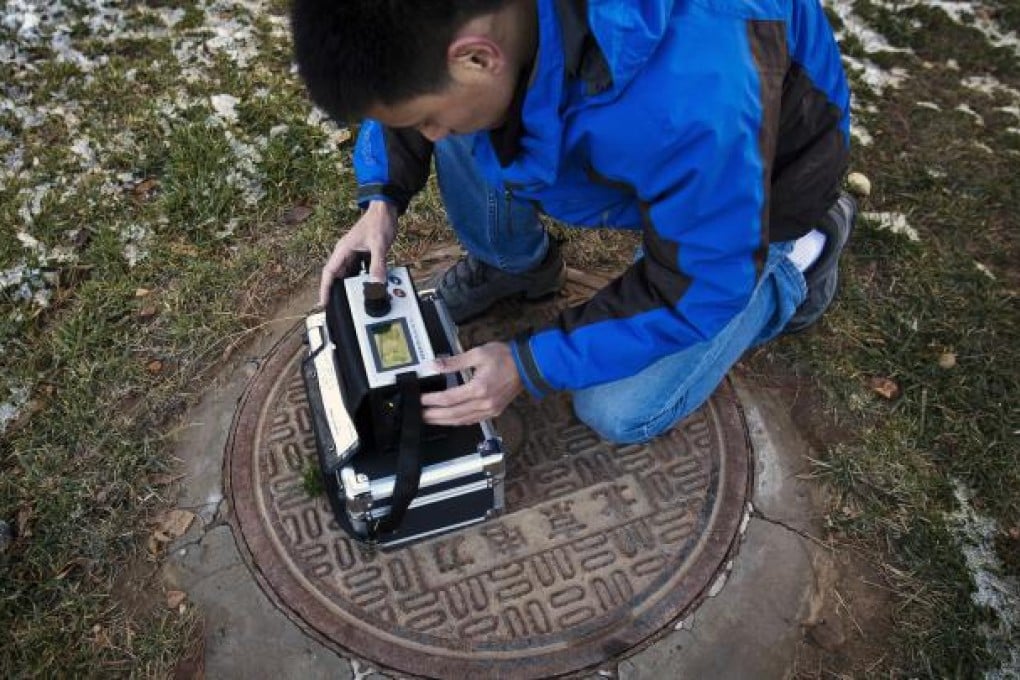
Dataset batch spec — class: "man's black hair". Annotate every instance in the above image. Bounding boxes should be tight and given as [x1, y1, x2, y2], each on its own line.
[292, 0, 511, 123]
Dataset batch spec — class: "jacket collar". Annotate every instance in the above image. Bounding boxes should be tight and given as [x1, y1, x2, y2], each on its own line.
[484, 0, 672, 186]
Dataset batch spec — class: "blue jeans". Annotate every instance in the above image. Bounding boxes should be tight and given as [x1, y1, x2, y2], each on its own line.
[435, 135, 808, 444]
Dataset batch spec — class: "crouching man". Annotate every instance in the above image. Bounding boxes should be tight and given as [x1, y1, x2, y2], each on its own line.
[291, 0, 856, 443]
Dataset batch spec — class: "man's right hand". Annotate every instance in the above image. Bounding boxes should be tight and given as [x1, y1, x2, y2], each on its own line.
[319, 200, 398, 305]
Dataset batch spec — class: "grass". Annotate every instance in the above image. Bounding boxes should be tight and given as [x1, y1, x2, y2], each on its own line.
[1, 0, 1018, 677]
[1, 2, 353, 675]
[761, 2, 1020, 671]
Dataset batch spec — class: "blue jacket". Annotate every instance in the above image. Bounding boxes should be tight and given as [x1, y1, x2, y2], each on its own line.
[354, 0, 850, 397]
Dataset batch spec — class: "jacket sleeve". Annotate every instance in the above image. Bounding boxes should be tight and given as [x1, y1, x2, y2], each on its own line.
[510, 59, 783, 397]
[353, 120, 433, 213]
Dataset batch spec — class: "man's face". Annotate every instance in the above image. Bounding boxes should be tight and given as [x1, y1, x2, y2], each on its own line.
[367, 59, 518, 142]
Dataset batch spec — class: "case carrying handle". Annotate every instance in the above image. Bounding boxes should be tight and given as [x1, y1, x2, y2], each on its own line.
[374, 371, 422, 535]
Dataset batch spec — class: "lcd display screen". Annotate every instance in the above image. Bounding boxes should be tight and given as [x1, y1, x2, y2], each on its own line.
[369, 319, 415, 370]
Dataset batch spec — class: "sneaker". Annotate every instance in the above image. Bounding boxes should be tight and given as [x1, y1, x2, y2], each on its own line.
[437, 239, 567, 323]
[784, 192, 858, 334]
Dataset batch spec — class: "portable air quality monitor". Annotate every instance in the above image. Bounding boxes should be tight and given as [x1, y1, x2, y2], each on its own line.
[300, 257, 506, 547]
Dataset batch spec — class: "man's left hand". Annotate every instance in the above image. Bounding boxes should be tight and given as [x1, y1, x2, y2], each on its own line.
[421, 342, 523, 426]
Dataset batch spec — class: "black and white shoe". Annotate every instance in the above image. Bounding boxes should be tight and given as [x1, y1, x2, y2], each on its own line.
[784, 192, 858, 334]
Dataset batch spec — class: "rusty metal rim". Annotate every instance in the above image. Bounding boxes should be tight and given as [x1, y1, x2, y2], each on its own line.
[225, 320, 752, 679]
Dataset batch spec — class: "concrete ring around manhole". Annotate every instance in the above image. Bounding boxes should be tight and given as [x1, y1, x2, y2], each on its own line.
[225, 269, 752, 679]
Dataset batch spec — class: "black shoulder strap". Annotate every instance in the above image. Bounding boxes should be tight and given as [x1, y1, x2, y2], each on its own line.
[374, 372, 422, 535]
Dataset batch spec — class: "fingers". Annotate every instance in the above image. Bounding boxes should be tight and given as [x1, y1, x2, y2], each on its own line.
[421, 383, 491, 426]
[431, 351, 473, 375]
[369, 245, 388, 282]
[318, 245, 350, 305]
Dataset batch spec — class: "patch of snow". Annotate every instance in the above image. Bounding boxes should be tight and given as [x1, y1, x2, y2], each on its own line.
[851, 122, 873, 146]
[70, 136, 98, 168]
[843, 54, 909, 95]
[119, 224, 152, 268]
[16, 183, 51, 225]
[955, 103, 985, 126]
[863, 211, 920, 241]
[215, 217, 240, 240]
[973, 141, 994, 154]
[962, 75, 1020, 103]
[949, 479, 1020, 678]
[223, 131, 264, 206]
[0, 386, 30, 434]
[925, 1, 1020, 56]
[999, 106, 1020, 121]
[974, 262, 996, 279]
[916, 101, 941, 110]
[827, 0, 912, 97]
[828, 0, 914, 54]
[210, 94, 240, 123]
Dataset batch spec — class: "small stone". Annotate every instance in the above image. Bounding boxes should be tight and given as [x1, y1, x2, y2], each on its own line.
[938, 352, 957, 369]
[134, 288, 151, 298]
[146, 359, 163, 374]
[847, 172, 872, 197]
[137, 304, 158, 320]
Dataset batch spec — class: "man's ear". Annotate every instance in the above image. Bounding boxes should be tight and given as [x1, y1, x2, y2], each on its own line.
[448, 36, 504, 80]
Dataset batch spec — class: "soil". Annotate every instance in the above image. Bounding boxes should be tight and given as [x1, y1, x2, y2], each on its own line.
[740, 353, 902, 677]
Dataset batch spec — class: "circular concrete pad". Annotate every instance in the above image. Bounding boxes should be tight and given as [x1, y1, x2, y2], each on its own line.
[226, 271, 751, 679]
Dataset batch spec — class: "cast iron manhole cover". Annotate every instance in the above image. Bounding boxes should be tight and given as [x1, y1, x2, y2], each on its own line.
[226, 269, 751, 679]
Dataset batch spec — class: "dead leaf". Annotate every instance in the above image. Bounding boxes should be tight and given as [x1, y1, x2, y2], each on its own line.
[150, 510, 196, 552]
[135, 288, 152, 298]
[132, 178, 159, 199]
[1009, 526, 1019, 540]
[868, 377, 900, 400]
[55, 559, 82, 580]
[166, 590, 187, 609]
[146, 359, 164, 374]
[938, 352, 957, 369]
[137, 304, 159, 320]
[170, 242, 200, 257]
[90, 624, 112, 650]
[283, 204, 313, 225]
[16, 506, 32, 539]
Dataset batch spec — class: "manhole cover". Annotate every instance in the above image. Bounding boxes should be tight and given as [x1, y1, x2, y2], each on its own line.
[226, 269, 751, 679]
